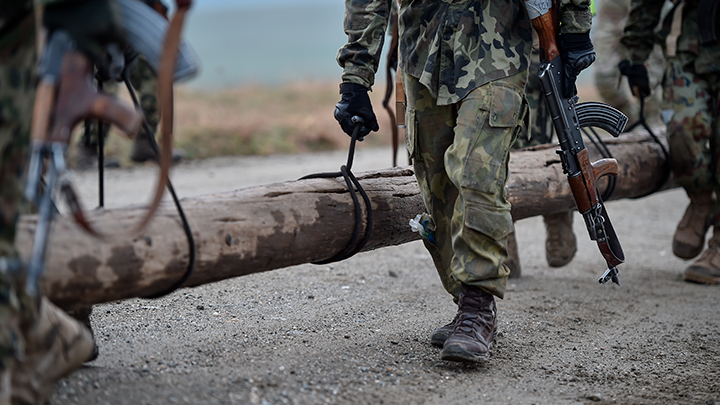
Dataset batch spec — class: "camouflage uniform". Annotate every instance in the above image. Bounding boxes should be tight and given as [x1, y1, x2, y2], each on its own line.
[593, 0, 665, 122]
[622, 0, 720, 283]
[622, 0, 720, 211]
[0, 7, 37, 373]
[1, 0, 105, 391]
[337, 0, 592, 300]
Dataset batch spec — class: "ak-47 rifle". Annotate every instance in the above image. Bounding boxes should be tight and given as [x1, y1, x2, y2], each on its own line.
[523, 0, 628, 285]
[25, 31, 143, 298]
[24, 0, 197, 299]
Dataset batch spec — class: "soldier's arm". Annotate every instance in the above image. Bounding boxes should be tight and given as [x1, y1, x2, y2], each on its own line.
[620, 0, 663, 63]
[336, 0, 392, 90]
[558, 0, 594, 34]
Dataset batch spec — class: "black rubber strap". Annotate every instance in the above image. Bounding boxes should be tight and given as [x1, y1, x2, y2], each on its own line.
[123, 73, 197, 299]
[299, 123, 373, 264]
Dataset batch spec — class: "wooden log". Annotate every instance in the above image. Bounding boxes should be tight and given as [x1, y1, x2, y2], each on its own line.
[508, 131, 673, 219]
[15, 133, 672, 309]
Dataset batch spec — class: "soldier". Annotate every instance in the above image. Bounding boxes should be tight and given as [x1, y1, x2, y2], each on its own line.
[593, 0, 665, 123]
[335, 0, 595, 362]
[621, 0, 720, 284]
[75, 0, 181, 170]
[0, 0, 127, 402]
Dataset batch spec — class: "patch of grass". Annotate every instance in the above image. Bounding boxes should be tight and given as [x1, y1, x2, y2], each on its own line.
[172, 81, 398, 160]
[66, 81, 602, 168]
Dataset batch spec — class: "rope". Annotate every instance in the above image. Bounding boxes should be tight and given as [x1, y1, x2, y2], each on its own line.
[123, 73, 197, 299]
[299, 121, 373, 264]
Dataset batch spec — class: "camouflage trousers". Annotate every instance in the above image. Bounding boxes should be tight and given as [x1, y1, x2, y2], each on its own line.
[81, 55, 159, 146]
[0, 14, 37, 371]
[663, 58, 720, 211]
[403, 71, 528, 300]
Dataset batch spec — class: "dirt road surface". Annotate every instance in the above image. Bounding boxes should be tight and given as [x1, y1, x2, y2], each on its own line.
[51, 147, 719, 405]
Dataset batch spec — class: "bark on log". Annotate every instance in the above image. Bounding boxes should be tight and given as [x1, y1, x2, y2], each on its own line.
[15, 132, 672, 309]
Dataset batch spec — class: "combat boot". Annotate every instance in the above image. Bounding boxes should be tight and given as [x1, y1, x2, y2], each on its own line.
[430, 310, 460, 347]
[73, 143, 98, 171]
[67, 305, 98, 362]
[130, 133, 185, 164]
[544, 211, 577, 267]
[506, 230, 522, 278]
[683, 227, 720, 284]
[11, 298, 95, 405]
[130, 133, 156, 163]
[440, 284, 497, 363]
[673, 192, 714, 259]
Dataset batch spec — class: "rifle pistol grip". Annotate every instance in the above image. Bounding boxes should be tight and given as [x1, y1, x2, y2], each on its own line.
[592, 158, 619, 179]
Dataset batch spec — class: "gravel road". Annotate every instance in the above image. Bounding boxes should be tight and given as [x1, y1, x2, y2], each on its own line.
[50, 147, 719, 405]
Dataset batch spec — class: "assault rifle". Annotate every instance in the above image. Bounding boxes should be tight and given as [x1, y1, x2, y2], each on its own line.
[523, 0, 628, 285]
[25, 31, 143, 298]
[24, 0, 198, 298]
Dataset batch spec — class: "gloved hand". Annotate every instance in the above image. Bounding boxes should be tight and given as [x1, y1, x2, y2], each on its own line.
[43, 0, 127, 63]
[334, 82, 379, 140]
[559, 33, 596, 98]
[618, 60, 651, 99]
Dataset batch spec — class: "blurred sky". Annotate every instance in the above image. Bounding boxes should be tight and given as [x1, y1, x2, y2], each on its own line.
[194, 0, 336, 11]
[182, 0, 350, 88]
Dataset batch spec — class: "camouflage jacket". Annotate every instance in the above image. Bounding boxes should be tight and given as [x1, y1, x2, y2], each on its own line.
[621, 0, 720, 74]
[337, 0, 593, 106]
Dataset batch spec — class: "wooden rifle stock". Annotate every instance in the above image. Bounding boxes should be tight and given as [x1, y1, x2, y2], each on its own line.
[526, 2, 559, 61]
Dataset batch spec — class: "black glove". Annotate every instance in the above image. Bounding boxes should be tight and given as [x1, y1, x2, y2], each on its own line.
[559, 33, 596, 98]
[618, 60, 651, 99]
[334, 83, 379, 140]
[43, 0, 127, 62]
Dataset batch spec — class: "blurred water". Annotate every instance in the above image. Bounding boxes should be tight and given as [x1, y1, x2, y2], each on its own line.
[183, 2, 350, 88]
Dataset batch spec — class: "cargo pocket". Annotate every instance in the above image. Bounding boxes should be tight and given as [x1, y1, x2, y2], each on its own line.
[461, 84, 523, 194]
[464, 200, 513, 242]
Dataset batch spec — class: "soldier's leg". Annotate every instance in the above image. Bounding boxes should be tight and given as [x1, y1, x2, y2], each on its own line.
[403, 74, 461, 347]
[75, 80, 117, 170]
[543, 211, 577, 267]
[0, 13, 95, 403]
[441, 73, 528, 362]
[444, 73, 527, 298]
[0, 15, 39, 402]
[682, 71, 720, 284]
[129, 56, 184, 163]
[403, 74, 461, 300]
[664, 60, 716, 261]
[129, 56, 161, 163]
